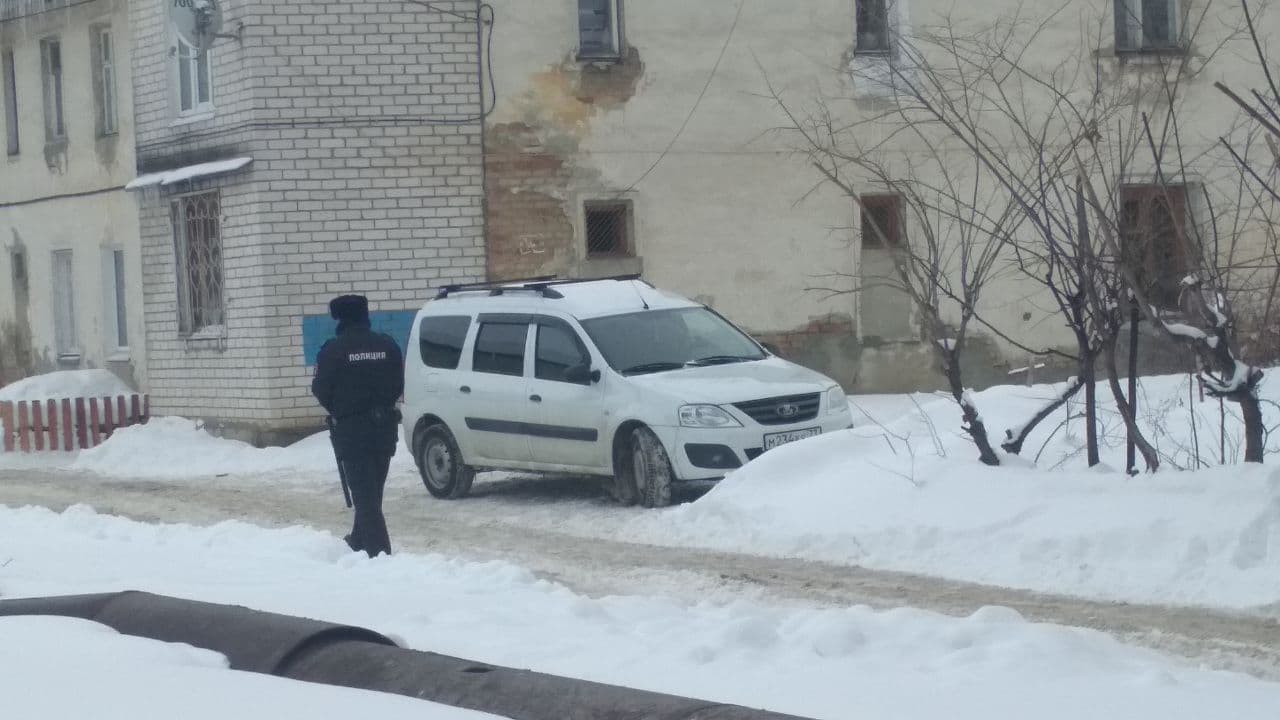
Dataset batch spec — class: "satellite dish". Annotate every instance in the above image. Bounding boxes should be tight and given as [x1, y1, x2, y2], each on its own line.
[170, 0, 224, 53]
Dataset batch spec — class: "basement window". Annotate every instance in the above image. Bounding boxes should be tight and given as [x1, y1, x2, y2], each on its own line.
[584, 201, 633, 257]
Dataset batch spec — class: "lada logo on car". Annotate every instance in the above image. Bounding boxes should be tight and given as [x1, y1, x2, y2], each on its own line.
[776, 403, 799, 418]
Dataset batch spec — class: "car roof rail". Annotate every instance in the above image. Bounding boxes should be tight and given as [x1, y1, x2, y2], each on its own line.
[434, 273, 650, 300]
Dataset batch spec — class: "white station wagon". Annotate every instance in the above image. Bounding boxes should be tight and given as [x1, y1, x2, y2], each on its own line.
[402, 276, 853, 507]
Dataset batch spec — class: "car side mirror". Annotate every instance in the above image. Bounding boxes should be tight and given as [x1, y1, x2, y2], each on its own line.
[565, 363, 600, 385]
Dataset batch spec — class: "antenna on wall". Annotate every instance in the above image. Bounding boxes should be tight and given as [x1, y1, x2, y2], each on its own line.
[170, 0, 242, 57]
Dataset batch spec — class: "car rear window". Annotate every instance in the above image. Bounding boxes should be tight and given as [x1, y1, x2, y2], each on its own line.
[419, 315, 471, 369]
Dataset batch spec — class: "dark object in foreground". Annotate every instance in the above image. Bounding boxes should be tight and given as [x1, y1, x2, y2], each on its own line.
[0, 591, 812, 720]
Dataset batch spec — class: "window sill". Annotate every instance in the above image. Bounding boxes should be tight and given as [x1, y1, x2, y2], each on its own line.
[576, 51, 623, 63]
[171, 110, 216, 128]
[1114, 47, 1187, 58]
[106, 350, 131, 363]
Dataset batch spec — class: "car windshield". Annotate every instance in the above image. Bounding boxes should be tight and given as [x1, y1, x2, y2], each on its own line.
[581, 307, 766, 375]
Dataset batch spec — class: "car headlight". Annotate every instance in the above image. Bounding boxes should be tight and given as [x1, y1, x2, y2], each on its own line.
[827, 386, 847, 414]
[679, 405, 742, 428]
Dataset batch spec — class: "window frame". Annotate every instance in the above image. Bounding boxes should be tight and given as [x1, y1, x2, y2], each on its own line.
[171, 190, 226, 337]
[584, 199, 634, 258]
[859, 193, 904, 249]
[2, 48, 17, 156]
[1114, 0, 1183, 54]
[101, 247, 129, 356]
[51, 248, 77, 358]
[175, 38, 213, 116]
[855, 0, 893, 56]
[40, 36, 66, 143]
[92, 25, 118, 137]
[577, 0, 624, 61]
[471, 320, 530, 377]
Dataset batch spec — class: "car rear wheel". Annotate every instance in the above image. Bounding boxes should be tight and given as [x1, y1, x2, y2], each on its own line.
[416, 424, 475, 499]
[629, 426, 674, 508]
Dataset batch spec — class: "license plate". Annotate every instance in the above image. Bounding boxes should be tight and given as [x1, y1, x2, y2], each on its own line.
[763, 427, 821, 450]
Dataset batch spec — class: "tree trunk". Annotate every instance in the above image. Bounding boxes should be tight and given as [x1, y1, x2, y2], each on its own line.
[1083, 352, 1100, 466]
[1103, 337, 1160, 471]
[1236, 391, 1265, 463]
[1002, 377, 1084, 455]
[945, 351, 1001, 466]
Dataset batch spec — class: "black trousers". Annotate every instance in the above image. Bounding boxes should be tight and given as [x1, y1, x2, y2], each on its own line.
[341, 452, 393, 558]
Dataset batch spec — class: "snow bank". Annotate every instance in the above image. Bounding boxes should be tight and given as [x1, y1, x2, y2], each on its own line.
[0, 369, 133, 402]
[608, 373, 1280, 610]
[3, 504, 1280, 720]
[66, 417, 416, 480]
[1, 615, 497, 719]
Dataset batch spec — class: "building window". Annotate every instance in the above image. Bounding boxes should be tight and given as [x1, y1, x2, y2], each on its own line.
[177, 39, 213, 114]
[92, 26, 118, 136]
[40, 38, 65, 141]
[579, 0, 622, 59]
[3, 49, 17, 155]
[860, 194, 903, 248]
[103, 248, 128, 351]
[1115, 0, 1180, 52]
[1119, 185, 1190, 309]
[584, 200, 633, 257]
[856, 0, 892, 55]
[172, 192, 225, 335]
[51, 249, 77, 357]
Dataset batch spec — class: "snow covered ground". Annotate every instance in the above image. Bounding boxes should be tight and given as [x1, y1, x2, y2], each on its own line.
[3, 372, 1278, 611]
[2, 615, 498, 719]
[0, 369, 133, 402]
[3, 503, 1280, 720]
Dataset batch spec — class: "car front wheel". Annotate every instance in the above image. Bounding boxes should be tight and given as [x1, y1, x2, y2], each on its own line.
[416, 424, 475, 499]
[629, 426, 674, 508]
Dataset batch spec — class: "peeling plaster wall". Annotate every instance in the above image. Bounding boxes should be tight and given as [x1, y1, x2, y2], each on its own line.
[487, 0, 1280, 393]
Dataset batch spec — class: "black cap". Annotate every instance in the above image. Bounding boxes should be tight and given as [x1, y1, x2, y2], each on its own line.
[329, 294, 369, 323]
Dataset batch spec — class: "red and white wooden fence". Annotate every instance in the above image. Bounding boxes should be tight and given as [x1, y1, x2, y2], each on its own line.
[0, 394, 150, 453]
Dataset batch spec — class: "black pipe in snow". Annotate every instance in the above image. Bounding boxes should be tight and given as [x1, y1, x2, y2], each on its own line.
[0, 591, 814, 720]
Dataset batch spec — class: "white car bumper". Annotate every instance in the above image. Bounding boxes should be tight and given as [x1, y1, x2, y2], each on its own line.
[657, 408, 854, 481]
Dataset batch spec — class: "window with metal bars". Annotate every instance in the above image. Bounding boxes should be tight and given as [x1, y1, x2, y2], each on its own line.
[1119, 185, 1191, 309]
[584, 201, 633, 257]
[172, 192, 225, 335]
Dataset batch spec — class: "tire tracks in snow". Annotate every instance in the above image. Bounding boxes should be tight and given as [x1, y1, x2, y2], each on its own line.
[2, 467, 1279, 680]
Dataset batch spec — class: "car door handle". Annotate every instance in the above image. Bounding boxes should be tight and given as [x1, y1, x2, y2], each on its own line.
[459, 385, 471, 394]
[529, 394, 542, 403]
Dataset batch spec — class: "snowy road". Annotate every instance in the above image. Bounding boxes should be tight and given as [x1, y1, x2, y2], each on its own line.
[2, 466, 1278, 681]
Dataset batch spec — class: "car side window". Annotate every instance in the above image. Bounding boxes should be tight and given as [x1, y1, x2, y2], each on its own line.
[536, 323, 589, 383]
[472, 322, 528, 376]
[419, 315, 471, 369]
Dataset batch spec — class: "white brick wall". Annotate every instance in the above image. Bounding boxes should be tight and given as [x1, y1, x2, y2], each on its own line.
[131, 0, 485, 436]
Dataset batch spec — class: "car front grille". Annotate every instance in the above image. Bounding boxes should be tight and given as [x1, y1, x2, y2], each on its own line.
[732, 393, 820, 426]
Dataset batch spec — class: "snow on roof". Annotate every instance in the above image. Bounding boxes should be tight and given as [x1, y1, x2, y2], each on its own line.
[125, 157, 253, 191]
[430, 279, 700, 320]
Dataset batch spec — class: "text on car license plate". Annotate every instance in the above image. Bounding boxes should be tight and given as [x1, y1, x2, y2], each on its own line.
[763, 427, 821, 450]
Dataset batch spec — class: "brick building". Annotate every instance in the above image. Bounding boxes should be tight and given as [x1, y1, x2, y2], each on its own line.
[126, 0, 485, 442]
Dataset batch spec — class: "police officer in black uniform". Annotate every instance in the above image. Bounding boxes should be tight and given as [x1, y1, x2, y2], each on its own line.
[311, 295, 404, 557]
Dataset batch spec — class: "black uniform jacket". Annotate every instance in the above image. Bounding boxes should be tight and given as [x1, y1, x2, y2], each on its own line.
[312, 321, 405, 457]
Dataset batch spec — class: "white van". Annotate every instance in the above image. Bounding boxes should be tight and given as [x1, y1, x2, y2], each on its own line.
[402, 276, 852, 507]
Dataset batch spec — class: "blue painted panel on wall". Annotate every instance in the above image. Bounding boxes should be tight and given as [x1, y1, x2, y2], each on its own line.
[301, 310, 417, 367]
